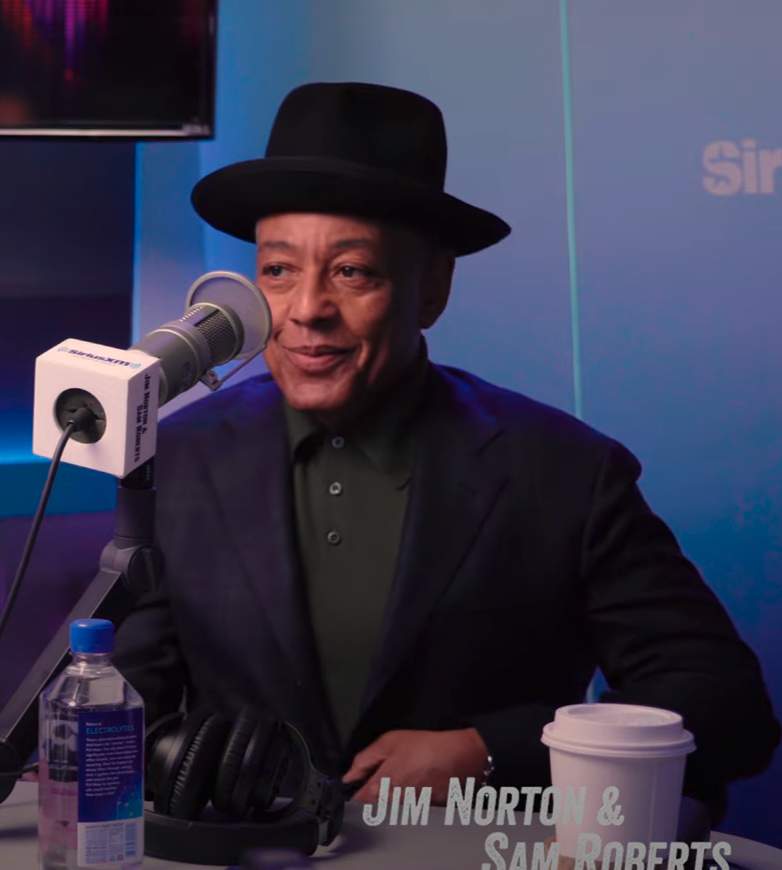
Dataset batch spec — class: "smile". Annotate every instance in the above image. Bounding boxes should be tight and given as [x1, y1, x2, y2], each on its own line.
[283, 345, 354, 374]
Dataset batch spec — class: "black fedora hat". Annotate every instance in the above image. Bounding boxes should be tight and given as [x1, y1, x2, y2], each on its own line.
[191, 82, 511, 257]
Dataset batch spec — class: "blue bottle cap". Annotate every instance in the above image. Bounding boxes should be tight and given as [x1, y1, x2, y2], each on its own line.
[70, 618, 114, 654]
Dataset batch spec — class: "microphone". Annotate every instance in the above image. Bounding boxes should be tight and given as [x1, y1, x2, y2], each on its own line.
[131, 269, 272, 405]
[32, 271, 272, 478]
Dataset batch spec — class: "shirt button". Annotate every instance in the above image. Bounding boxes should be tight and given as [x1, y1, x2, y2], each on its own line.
[329, 481, 343, 496]
[331, 436, 345, 449]
[326, 529, 341, 545]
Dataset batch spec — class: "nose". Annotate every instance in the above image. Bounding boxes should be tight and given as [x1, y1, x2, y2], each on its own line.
[287, 271, 337, 326]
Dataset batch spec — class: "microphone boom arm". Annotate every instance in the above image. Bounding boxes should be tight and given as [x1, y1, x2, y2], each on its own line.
[0, 459, 161, 803]
[200, 345, 265, 392]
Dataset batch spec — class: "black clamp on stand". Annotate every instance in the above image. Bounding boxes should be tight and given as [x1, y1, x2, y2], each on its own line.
[0, 458, 161, 804]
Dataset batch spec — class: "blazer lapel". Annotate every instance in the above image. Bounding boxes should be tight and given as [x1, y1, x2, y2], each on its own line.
[362, 367, 509, 712]
[200, 378, 335, 745]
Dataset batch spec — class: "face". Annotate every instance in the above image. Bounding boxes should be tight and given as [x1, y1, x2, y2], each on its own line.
[256, 213, 453, 426]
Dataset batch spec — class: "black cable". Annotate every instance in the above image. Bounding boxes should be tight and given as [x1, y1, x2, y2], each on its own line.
[0, 407, 96, 646]
[0, 763, 38, 780]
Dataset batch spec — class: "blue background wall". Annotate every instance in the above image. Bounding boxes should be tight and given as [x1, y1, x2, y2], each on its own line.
[565, 1, 782, 841]
[1, 0, 779, 847]
[0, 141, 134, 514]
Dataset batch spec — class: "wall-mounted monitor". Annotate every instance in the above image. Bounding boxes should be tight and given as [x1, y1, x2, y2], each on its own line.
[0, 0, 217, 139]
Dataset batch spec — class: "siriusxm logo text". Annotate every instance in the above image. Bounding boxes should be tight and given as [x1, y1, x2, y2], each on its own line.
[703, 139, 782, 195]
[57, 346, 142, 369]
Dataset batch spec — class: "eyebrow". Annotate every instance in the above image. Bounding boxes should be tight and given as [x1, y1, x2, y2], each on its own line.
[256, 238, 377, 253]
[257, 240, 294, 252]
[331, 238, 375, 252]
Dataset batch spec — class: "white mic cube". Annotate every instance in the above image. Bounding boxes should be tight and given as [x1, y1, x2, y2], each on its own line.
[33, 339, 161, 479]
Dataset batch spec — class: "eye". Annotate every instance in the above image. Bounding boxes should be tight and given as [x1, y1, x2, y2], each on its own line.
[338, 265, 370, 279]
[261, 264, 287, 278]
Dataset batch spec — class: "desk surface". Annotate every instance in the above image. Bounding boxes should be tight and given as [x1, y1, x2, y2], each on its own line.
[3, 782, 781, 870]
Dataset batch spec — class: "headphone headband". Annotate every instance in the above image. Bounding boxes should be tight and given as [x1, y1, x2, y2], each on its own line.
[143, 707, 343, 865]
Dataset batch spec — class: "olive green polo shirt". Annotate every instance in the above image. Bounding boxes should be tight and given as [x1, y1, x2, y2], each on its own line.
[284, 365, 426, 744]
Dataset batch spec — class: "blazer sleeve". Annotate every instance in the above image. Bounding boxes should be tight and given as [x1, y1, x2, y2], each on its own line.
[471, 439, 780, 821]
[113, 577, 190, 726]
[584, 440, 779, 813]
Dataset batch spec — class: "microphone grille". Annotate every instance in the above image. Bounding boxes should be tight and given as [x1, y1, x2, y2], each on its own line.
[184, 304, 240, 366]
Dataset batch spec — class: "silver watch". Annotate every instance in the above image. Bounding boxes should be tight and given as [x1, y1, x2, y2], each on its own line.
[482, 754, 495, 785]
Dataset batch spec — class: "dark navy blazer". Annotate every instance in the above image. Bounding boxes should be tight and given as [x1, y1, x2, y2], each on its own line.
[114, 364, 780, 819]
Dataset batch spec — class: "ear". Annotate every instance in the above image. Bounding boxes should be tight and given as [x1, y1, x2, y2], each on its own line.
[419, 251, 455, 329]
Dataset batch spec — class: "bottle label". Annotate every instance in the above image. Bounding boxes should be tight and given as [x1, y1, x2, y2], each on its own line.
[76, 707, 144, 866]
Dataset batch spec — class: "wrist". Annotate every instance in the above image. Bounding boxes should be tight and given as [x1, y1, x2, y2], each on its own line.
[462, 726, 493, 784]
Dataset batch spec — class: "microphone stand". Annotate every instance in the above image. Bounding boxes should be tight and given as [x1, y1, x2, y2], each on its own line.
[0, 458, 161, 804]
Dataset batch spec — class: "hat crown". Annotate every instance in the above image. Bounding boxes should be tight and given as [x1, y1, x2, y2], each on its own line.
[191, 81, 510, 256]
[265, 82, 448, 189]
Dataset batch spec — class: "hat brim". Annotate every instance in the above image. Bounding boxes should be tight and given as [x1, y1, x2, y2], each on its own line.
[190, 157, 511, 257]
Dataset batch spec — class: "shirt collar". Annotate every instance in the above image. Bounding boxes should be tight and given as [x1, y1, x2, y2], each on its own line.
[283, 343, 429, 488]
[284, 398, 322, 461]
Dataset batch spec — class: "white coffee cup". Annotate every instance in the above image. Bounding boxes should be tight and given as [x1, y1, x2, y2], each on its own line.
[541, 703, 695, 861]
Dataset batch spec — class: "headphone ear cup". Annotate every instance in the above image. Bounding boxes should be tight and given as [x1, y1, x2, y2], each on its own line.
[144, 711, 186, 802]
[212, 707, 257, 814]
[233, 719, 292, 819]
[213, 705, 292, 819]
[156, 710, 232, 819]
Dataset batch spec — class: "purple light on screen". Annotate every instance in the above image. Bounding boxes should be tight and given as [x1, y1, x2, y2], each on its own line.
[21, 0, 108, 80]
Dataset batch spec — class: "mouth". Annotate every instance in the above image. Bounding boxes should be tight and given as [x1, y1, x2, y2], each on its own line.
[282, 345, 355, 374]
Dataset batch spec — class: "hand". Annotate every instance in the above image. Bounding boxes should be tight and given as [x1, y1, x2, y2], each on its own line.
[545, 837, 575, 870]
[342, 727, 489, 805]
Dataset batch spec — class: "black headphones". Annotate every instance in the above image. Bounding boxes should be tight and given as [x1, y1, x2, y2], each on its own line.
[142, 705, 344, 866]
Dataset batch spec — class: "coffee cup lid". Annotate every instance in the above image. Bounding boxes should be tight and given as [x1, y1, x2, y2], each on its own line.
[541, 703, 695, 758]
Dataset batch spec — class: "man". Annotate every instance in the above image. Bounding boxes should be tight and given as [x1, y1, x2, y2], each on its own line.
[114, 82, 779, 820]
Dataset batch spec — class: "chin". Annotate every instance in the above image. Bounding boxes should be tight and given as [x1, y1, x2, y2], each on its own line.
[283, 383, 354, 417]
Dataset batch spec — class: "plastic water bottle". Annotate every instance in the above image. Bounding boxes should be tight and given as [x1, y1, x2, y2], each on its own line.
[38, 618, 145, 870]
